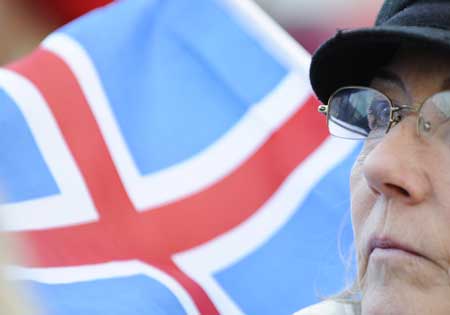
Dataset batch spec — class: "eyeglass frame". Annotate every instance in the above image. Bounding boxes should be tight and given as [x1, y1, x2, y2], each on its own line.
[317, 86, 434, 139]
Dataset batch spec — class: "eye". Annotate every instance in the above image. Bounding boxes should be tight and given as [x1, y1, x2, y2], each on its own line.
[367, 98, 391, 131]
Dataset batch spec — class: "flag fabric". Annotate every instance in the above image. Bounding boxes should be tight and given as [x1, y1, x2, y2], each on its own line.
[0, 0, 360, 314]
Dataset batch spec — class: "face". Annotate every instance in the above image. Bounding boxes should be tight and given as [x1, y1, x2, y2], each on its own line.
[351, 47, 450, 315]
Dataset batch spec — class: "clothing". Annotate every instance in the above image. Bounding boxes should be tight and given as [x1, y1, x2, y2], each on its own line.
[294, 300, 355, 315]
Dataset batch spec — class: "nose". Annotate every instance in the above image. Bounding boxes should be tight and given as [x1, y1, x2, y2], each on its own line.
[362, 118, 431, 205]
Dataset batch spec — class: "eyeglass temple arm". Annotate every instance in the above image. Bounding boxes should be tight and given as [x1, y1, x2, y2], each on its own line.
[319, 104, 414, 116]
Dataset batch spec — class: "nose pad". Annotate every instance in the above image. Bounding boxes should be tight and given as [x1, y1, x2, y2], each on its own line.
[386, 106, 413, 135]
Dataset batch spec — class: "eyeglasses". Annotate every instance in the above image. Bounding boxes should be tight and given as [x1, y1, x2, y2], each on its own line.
[318, 86, 450, 140]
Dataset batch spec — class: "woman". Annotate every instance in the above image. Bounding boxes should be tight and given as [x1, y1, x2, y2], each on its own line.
[296, 1, 450, 314]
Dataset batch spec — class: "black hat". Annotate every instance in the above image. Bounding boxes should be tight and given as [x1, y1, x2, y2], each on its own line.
[310, 0, 450, 103]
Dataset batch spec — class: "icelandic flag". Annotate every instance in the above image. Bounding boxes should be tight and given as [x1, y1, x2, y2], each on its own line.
[0, 0, 360, 314]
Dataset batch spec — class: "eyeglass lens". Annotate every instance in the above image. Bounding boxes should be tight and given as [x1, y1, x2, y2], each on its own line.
[419, 92, 450, 139]
[328, 88, 391, 140]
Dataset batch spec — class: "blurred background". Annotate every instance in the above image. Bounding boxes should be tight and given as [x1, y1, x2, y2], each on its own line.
[0, 0, 384, 65]
[0, 1, 384, 313]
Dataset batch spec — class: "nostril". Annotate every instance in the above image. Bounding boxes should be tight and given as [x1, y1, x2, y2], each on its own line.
[385, 183, 410, 197]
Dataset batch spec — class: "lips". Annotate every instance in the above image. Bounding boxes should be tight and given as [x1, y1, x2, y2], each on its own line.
[368, 237, 424, 258]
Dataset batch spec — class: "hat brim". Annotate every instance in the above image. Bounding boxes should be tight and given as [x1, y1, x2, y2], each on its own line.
[310, 25, 450, 103]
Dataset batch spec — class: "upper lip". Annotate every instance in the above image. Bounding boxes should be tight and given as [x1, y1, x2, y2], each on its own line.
[369, 236, 424, 258]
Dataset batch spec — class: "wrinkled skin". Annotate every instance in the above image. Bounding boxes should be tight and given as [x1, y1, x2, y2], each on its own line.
[351, 47, 450, 315]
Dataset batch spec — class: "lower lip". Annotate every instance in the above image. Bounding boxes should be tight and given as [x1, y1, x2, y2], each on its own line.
[370, 247, 425, 262]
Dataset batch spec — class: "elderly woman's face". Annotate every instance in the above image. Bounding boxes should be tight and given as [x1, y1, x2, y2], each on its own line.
[351, 47, 450, 315]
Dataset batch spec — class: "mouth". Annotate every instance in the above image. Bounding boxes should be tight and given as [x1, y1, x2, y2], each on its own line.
[368, 237, 425, 259]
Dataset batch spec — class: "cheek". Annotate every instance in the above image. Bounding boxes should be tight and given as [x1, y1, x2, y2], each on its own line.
[350, 159, 379, 280]
[426, 146, 450, 256]
[350, 160, 370, 237]
[349, 143, 379, 235]
[349, 157, 379, 262]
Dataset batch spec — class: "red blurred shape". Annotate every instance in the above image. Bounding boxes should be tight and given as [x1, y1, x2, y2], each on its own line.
[36, 0, 113, 23]
[287, 27, 336, 54]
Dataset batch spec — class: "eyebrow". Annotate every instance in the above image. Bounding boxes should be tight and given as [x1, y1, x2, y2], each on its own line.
[372, 69, 408, 94]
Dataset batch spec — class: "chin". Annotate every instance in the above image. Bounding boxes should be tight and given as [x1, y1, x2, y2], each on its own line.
[361, 280, 450, 315]
[362, 285, 411, 315]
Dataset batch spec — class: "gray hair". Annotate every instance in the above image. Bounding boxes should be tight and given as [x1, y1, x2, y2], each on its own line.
[0, 234, 33, 315]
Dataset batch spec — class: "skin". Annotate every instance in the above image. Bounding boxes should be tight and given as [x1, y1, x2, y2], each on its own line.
[351, 47, 450, 315]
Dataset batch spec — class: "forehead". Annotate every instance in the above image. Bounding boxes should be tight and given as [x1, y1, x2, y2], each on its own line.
[388, 46, 450, 73]
[372, 46, 450, 98]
